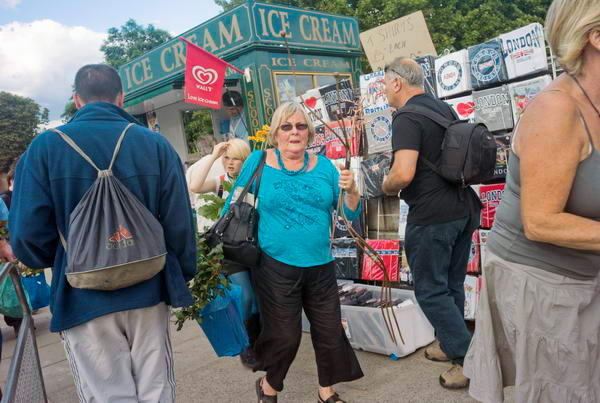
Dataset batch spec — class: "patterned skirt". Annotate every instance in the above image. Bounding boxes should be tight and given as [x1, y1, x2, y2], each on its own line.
[464, 252, 600, 403]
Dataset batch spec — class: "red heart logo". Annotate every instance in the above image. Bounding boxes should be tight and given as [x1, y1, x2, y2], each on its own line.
[305, 96, 317, 109]
[457, 101, 474, 117]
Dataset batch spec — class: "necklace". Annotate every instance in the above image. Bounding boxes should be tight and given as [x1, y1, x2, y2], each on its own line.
[571, 75, 600, 118]
[275, 148, 309, 176]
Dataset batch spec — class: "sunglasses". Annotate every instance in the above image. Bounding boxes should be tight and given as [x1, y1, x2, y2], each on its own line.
[279, 123, 309, 132]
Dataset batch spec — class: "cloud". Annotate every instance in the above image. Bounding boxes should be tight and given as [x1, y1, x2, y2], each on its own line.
[0, 20, 105, 118]
[0, 0, 22, 8]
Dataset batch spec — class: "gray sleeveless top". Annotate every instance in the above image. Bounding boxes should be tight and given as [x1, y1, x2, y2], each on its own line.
[487, 111, 600, 280]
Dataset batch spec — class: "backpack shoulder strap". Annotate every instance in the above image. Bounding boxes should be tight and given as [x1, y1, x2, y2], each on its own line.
[395, 104, 454, 129]
[52, 123, 135, 174]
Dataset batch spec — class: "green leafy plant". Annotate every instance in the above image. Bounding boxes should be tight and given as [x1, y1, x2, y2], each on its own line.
[174, 236, 229, 331]
[173, 183, 233, 331]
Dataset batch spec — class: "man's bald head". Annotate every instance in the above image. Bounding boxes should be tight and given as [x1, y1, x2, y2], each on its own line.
[384, 57, 424, 89]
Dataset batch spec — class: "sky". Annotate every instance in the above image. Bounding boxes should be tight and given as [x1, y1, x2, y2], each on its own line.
[0, 0, 224, 124]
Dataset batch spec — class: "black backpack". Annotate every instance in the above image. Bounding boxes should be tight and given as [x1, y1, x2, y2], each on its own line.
[396, 104, 497, 186]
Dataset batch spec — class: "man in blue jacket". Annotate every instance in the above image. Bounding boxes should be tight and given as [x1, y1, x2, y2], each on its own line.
[9, 64, 196, 402]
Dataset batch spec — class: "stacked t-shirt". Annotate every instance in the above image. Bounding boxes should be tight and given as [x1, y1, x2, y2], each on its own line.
[333, 238, 362, 280]
[435, 49, 472, 98]
[319, 79, 357, 121]
[491, 133, 512, 181]
[445, 95, 475, 122]
[415, 55, 437, 97]
[360, 71, 390, 115]
[473, 85, 514, 132]
[364, 110, 393, 153]
[508, 75, 553, 124]
[360, 152, 392, 199]
[468, 39, 508, 89]
[295, 88, 330, 125]
[500, 23, 548, 80]
[360, 71, 393, 154]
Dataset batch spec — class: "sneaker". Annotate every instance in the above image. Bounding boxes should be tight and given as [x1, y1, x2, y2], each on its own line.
[424, 342, 449, 362]
[439, 364, 469, 389]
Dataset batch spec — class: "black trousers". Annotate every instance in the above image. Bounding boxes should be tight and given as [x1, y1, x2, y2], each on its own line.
[253, 253, 363, 392]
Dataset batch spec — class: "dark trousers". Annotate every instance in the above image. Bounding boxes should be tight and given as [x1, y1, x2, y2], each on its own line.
[253, 253, 363, 392]
[404, 216, 473, 365]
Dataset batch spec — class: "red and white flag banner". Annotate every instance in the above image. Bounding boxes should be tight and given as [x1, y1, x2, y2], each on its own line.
[180, 37, 242, 109]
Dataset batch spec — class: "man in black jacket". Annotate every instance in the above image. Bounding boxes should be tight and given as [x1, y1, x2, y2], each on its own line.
[382, 57, 477, 389]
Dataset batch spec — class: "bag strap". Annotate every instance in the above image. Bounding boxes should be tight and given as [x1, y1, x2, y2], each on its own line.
[395, 104, 455, 129]
[51, 123, 135, 176]
[234, 151, 267, 207]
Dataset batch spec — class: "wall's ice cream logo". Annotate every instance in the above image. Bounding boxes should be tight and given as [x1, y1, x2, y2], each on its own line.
[192, 65, 218, 86]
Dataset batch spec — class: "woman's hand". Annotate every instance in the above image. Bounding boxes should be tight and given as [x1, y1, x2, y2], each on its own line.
[211, 142, 229, 159]
[337, 164, 359, 195]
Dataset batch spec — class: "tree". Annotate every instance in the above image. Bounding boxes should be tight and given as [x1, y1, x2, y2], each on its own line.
[0, 92, 48, 172]
[216, 0, 552, 69]
[100, 19, 172, 69]
[61, 99, 77, 122]
[182, 109, 214, 154]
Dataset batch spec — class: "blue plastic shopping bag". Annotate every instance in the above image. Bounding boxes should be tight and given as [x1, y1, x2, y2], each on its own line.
[22, 272, 50, 310]
[199, 282, 249, 357]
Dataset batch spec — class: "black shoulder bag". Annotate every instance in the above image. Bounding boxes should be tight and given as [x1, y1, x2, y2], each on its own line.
[203, 151, 267, 268]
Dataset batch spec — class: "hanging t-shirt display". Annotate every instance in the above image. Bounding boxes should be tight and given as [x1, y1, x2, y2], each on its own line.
[308, 120, 359, 158]
[360, 152, 392, 199]
[364, 110, 393, 154]
[332, 199, 366, 238]
[319, 79, 357, 121]
[295, 88, 330, 126]
[479, 183, 505, 228]
[490, 133, 511, 181]
[467, 230, 480, 274]
[473, 85, 514, 132]
[360, 71, 390, 116]
[508, 75, 552, 124]
[446, 95, 475, 122]
[468, 39, 509, 89]
[333, 238, 362, 280]
[398, 199, 409, 241]
[435, 49, 472, 98]
[500, 23, 548, 80]
[362, 239, 400, 282]
[415, 56, 437, 97]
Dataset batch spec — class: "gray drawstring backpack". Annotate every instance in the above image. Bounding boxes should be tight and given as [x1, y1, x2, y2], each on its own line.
[52, 123, 167, 290]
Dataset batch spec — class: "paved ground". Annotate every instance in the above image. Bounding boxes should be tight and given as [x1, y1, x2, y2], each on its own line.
[0, 305, 516, 403]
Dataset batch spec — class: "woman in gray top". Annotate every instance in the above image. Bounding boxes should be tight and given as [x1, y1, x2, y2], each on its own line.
[464, 1, 600, 402]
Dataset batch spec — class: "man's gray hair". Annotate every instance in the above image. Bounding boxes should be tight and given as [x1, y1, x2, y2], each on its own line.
[384, 57, 424, 88]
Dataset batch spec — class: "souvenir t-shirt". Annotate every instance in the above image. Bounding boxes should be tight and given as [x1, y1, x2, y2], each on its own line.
[489, 133, 511, 182]
[392, 93, 472, 225]
[333, 238, 361, 280]
[415, 56, 437, 97]
[473, 85, 514, 132]
[468, 39, 509, 89]
[295, 88, 330, 125]
[508, 75, 552, 123]
[435, 49, 472, 98]
[500, 23, 548, 79]
[446, 95, 475, 122]
[319, 79, 356, 121]
[364, 110, 393, 154]
[360, 152, 391, 199]
[360, 71, 390, 116]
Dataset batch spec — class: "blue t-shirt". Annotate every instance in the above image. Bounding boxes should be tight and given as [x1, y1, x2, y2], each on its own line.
[0, 199, 8, 221]
[223, 151, 361, 267]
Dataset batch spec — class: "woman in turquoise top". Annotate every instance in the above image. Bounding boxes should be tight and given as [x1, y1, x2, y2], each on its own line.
[223, 102, 363, 403]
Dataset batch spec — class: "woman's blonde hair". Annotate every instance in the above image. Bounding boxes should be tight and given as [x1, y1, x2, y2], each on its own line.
[545, 0, 600, 76]
[267, 102, 315, 147]
[225, 138, 251, 161]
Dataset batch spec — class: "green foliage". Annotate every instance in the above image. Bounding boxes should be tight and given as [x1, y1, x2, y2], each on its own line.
[196, 181, 232, 219]
[0, 92, 48, 172]
[182, 110, 214, 154]
[173, 237, 229, 331]
[101, 19, 172, 68]
[61, 101, 77, 123]
[216, 0, 552, 72]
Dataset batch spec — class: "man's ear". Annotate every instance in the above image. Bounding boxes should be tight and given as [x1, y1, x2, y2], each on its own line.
[115, 92, 125, 108]
[73, 92, 85, 109]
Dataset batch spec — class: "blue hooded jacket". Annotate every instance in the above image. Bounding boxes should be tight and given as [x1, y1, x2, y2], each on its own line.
[9, 102, 196, 332]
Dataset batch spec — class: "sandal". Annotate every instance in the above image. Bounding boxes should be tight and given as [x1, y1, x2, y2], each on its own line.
[318, 391, 346, 403]
[255, 377, 277, 403]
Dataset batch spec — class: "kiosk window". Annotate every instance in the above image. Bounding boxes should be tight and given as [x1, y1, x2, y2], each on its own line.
[274, 72, 352, 104]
